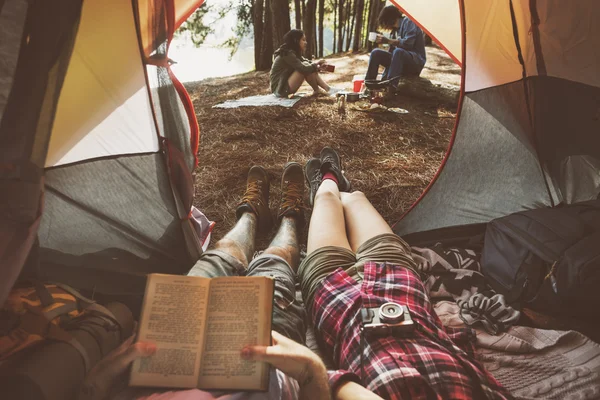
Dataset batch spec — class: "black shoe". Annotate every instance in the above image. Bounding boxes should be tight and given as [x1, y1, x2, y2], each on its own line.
[236, 166, 272, 233]
[319, 147, 352, 192]
[277, 162, 306, 222]
[304, 158, 322, 207]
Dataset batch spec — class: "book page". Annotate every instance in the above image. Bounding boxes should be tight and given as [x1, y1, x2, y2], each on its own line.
[130, 274, 210, 388]
[197, 276, 274, 390]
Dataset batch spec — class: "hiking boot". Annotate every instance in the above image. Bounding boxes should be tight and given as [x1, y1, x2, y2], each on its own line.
[304, 157, 322, 207]
[278, 162, 306, 222]
[319, 147, 352, 192]
[236, 166, 272, 233]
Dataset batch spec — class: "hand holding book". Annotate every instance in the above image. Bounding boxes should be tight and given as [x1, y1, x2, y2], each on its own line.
[242, 331, 329, 398]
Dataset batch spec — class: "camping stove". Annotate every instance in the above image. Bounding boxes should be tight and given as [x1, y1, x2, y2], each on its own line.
[364, 77, 400, 104]
[369, 88, 387, 104]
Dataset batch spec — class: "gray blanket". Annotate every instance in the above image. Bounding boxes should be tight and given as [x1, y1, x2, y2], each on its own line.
[435, 301, 600, 399]
[212, 94, 305, 109]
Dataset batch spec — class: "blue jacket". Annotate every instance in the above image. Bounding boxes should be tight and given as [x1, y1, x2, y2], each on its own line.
[392, 17, 426, 66]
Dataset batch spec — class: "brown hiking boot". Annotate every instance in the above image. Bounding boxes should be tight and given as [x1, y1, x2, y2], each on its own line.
[277, 162, 306, 223]
[236, 166, 272, 233]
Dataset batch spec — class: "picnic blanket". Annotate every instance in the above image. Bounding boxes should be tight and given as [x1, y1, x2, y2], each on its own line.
[412, 244, 521, 334]
[212, 94, 304, 109]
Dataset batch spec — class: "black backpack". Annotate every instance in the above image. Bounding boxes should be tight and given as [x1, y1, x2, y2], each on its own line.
[481, 198, 600, 317]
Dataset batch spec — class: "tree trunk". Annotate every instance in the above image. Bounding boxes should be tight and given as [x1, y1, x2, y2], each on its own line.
[258, 0, 274, 70]
[303, 0, 317, 58]
[362, 0, 369, 48]
[343, 0, 352, 51]
[366, 0, 383, 51]
[271, 0, 291, 50]
[345, 0, 355, 51]
[294, 0, 302, 28]
[333, 0, 338, 53]
[336, 0, 344, 53]
[352, 0, 364, 52]
[252, 0, 265, 70]
[318, 0, 325, 57]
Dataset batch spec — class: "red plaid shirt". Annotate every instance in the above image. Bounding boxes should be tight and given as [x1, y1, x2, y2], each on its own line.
[311, 262, 513, 399]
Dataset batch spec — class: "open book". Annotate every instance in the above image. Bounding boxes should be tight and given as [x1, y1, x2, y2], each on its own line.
[130, 273, 274, 391]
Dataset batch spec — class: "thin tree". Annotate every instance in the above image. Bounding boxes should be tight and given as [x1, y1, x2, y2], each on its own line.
[362, 0, 369, 46]
[303, 0, 317, 57]
[271, 0, 291, 50]
[252, 0, 265, 69]
[318, 0, 325, 57]
[366, 0, 383, 50]
[294, 0, 302, 28]
[343, 0, 352, 52]
[336, 0, 345, 53]
[352, 0, 365, 52]
[332, 0, 338, 53]
[259, 0, 274, 69]
[345, 0, 356, 51]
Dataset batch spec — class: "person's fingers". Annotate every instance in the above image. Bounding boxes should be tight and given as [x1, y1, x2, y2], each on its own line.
[115, 342, 156, 370]
[271, 330, 287, 345]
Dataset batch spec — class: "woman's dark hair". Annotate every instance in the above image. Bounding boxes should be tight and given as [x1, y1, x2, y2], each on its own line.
[378, 5, 402, 30]
[274, 29, 305, 57]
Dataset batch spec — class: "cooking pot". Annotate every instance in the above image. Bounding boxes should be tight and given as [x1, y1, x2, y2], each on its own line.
[336, 92, 360, 102]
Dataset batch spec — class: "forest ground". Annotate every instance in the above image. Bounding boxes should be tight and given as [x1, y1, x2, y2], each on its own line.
[185, 45, 461, 248]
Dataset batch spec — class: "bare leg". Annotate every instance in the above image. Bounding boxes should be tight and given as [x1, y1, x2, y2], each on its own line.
[213, 212, 257, 266]
[303, 73, 322, 95]
[340, 191, 393, 252]
[315, 73, 331, 91]
[262, 217, 301, 272]
[287, 71, 307, 94]
[307, 179, 351, 254]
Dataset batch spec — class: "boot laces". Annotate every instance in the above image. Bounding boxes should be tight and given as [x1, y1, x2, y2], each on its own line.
[281, 182, 305, 211]
[240, 181, 263, 206]
[311, 170, 322, 185]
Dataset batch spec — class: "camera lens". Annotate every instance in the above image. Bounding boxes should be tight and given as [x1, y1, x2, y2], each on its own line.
[378, 302, 404, 323]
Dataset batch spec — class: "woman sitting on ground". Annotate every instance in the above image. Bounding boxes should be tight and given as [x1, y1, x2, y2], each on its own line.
[270, 29, 335, 97]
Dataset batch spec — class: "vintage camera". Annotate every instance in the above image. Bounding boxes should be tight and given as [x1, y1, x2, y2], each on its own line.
[360, 302, 414, 337]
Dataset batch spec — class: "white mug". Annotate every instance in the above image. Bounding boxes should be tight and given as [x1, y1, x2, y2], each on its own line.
[368, 32, 378, 42]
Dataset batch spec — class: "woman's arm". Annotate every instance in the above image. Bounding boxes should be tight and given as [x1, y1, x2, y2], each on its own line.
[282, 52, 319, 75]
[334, 381, 384, 400]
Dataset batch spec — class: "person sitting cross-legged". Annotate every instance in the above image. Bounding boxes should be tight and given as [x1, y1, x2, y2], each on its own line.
[295, 147, 513, 400]
[78, 163, 332, 400]
[366, 5, 426, 90]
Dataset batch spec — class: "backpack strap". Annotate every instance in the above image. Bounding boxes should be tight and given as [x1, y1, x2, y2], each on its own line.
[51, 283, 122, 333]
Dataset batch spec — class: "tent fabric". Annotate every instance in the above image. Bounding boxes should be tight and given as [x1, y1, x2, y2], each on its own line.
[0, 0, 28, 123]
[390, 0, 461, 66]
[41, 154, 190, 269]
[47, 0, 159, 167]
[0, 0, 205, 305]
[394, 87, 554, 236]
[0, 0, 84, 305]
[395, 0, 600, 237]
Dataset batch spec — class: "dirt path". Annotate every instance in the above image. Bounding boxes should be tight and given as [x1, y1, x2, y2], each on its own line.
[185, 45, 460, 247]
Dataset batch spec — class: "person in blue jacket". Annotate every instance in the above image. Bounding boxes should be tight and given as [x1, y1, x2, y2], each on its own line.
[365, 6, 426, 88]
